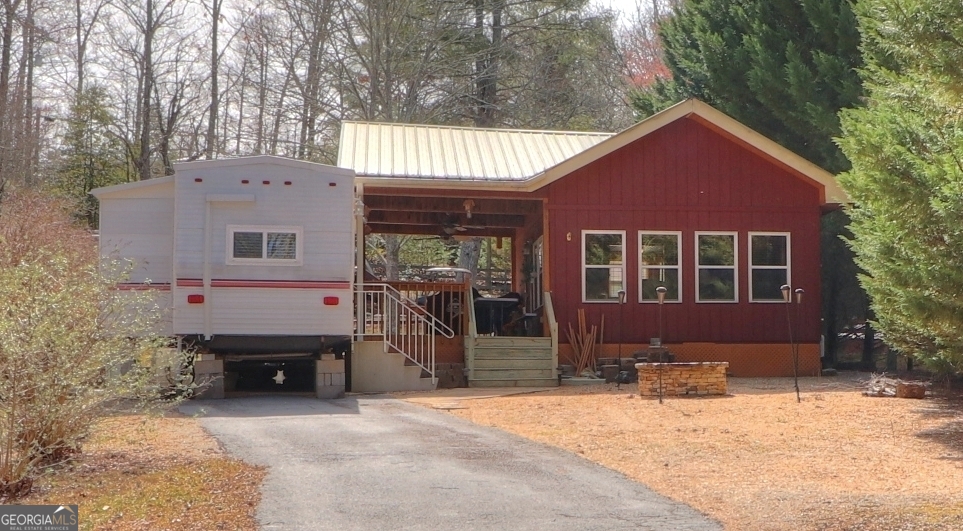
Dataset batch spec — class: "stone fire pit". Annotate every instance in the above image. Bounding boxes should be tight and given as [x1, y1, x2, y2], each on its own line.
[635, 361, 728, 397]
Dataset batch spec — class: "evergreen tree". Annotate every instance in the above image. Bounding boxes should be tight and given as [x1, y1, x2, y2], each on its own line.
[837, 0, 963, 374]
[52, 87, 130, 226]
[633, 0, 862, 173]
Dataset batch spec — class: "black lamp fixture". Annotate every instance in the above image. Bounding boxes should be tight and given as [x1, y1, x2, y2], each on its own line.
[781, 284, 805, 403]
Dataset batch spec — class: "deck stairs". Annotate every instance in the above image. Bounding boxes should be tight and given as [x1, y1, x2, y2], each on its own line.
[467, 336, 558, 387]
[353, 283, 454, 392]
[466, 291, 560, 388]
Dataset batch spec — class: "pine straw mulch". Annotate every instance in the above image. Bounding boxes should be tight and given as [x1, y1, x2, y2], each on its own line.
[427, 375, 963, 531]
[18, 413, 265, 531]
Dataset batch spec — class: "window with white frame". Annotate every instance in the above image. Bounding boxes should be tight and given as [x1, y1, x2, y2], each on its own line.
[639, 231, 681, 302]
[582, 231, 625, 302]
[227, 225, 302, 265]
[696, 232, 737, 302]
[749, 232, 790, 302]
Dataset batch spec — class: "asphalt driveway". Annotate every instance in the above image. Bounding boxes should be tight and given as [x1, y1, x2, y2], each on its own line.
[180, 395, 721, 531]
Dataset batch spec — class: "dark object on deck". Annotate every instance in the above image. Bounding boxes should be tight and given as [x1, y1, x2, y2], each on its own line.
[422, 288, 481, 334]
[474, 292, 523, 335]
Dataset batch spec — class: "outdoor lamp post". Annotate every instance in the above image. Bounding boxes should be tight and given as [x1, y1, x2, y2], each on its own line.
[656, 286, 667, 404]
[617, 289, 626, 389]
[781, 284, 804, 403]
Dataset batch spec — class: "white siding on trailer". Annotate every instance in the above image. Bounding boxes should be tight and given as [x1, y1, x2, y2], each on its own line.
[99, 194, 174, 285]
[172, 287, 351, 336]
[171, 158, 354, 338]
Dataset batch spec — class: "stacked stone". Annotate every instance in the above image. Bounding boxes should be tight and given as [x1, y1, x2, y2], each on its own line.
[634, 362, 728, 397]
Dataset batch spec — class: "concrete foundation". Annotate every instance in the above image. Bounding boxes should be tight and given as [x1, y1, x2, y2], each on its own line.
[316, 356, 346, 399]
[194, 359, 225, 399]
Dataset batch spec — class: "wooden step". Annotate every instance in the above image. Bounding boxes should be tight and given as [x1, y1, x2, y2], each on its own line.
[472, 348, 554, 360]
[473, 358, 554, 370]
[472, 336, 553, 348]
[469, 378, 559, 388]
[471, 368, 555, 380]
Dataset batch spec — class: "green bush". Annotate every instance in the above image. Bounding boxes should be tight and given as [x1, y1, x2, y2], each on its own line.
[0, 191, 172, 499]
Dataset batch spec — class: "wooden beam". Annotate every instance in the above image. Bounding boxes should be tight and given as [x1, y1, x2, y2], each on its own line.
[367, 223, 515, 238]
[363, 194, 538, 215]
[366, 211, 526, 228]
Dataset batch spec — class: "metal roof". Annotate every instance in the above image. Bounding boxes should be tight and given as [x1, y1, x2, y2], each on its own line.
[338, 122, 613, 181]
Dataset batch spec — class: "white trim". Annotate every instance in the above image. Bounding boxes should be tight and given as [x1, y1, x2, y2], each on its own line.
[638, 231, 683, 303]
[581, 230, 626, 303]
[90, 175, 174, 198]
[226, 225, 303, 266]
[695, 231, 739, 303]
[748, 232, 791, 303]
[206, 193, 255, 203]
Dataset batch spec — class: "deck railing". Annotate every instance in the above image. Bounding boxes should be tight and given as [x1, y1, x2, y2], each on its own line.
[386, 281, 471, 336]
[355, 283, 455, 384]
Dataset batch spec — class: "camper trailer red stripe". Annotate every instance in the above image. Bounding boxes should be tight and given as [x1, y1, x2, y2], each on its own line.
[175, 279, 350, 289]
[115, 283, 172, 291]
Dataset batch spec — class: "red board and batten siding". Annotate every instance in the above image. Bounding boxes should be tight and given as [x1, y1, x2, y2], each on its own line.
[538, 117, 823, 347]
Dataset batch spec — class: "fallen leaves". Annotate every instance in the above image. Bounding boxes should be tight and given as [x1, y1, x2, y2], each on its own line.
[20, 413, 265, 531]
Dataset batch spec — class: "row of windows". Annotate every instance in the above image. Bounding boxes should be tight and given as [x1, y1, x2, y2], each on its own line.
[582, 230, 790, 304]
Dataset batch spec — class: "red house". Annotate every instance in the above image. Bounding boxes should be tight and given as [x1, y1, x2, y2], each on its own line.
[339, 99, 847, 388]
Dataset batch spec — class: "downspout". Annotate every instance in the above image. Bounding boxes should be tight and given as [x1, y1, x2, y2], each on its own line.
[203, 199, 212, 340]
[355, 182, 365, 340]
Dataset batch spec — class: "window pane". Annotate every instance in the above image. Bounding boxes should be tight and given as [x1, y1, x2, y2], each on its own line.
[698, 269, 735, 301]
[698, 234, 734, 266]
[752, 235, 787, 266]
[267, 232, 297, 259]
[640, 234, 678, 266]
[752, 269, 787, 300]
[585, 233, 623, 265]
[585, 267, 623, 301]
[233, 232, 263, 259]
[641, 268, 679, 300]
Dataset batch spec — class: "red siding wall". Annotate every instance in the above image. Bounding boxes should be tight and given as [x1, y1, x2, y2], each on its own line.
[540, 117, 823, 346]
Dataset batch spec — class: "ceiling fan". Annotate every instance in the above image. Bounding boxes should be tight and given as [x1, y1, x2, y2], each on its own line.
[441, 213, 485, 235]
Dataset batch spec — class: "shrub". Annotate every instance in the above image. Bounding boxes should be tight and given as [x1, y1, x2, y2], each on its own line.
[0, 190, 171, 499]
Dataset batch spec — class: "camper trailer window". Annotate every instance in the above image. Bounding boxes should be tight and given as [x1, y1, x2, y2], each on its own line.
[233, 232, 263, 258]
[227, 225, 302, 265]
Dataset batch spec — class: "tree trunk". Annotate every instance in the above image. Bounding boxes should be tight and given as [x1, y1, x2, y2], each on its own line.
[138, 0, 154, 181]
[205, 0, 220, 159]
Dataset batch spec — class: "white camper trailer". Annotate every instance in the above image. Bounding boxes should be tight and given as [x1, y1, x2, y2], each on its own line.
[92, 156, 355, 397]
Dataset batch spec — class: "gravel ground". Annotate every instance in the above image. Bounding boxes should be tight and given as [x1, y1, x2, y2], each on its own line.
[406, 374, 963, 531]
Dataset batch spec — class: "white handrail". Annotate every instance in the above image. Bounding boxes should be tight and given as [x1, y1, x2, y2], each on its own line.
[544, 291, 559, 379]
[355, 283, 457, 385]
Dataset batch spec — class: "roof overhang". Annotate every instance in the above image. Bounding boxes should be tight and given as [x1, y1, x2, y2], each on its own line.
[352, 99, 849, 205]
[90, 175, 174, 198]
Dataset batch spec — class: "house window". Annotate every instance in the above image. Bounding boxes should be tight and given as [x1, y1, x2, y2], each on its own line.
[639, 231, 681, 302]
[749, 232, 790, 302]
[227, 225, 302, 265]
[696, 232, 737, 302]
[582, 230, 625, 302]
